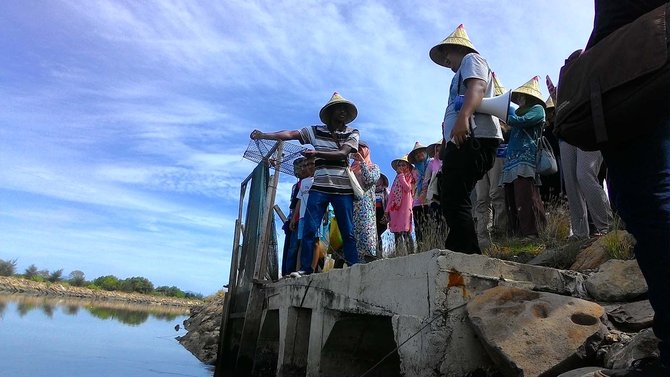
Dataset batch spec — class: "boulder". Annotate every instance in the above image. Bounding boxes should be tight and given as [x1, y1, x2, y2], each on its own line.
[467, 286, 606, 377]
[604, 328, 659, 369]
[584, 260, 647, 302]
[177, 299, 224, 364]
[607, 300, 654, 332]
[528, 242, 585, 269]
[570, 242, 609, 271]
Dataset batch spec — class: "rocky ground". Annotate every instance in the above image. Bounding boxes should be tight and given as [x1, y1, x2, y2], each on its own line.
[176, 230, 661, 375]
[0, 276, 202, 307]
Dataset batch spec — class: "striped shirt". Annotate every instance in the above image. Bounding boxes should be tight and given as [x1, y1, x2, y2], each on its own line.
[299, 125, 359, 195]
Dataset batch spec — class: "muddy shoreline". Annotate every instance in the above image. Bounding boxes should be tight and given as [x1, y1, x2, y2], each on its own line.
[0, 276, 202, 308]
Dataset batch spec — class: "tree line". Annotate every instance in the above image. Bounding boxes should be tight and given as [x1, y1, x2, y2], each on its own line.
[0, 258, 202, 299]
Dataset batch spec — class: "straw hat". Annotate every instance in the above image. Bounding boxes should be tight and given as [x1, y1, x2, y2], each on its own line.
[545, 95, 555, 109]
[429, 24, 478, 68]
[407, 141, 427, 164]
[492, 71, 505, 97]
[427, 139, 443, 158]
[512, 76, 545, 106]
[319, 92, 358, 125]
[391, 155, 413, 171]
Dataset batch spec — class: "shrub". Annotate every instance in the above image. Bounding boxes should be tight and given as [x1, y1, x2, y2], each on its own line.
[0, 258, 17, 276]
[24, 264, 38, 279]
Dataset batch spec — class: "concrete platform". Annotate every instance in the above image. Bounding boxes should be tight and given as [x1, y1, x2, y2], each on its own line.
[252, 249, 588, 377]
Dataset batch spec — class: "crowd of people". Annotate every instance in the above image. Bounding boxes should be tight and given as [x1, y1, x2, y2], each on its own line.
[251, 2, 670, 375]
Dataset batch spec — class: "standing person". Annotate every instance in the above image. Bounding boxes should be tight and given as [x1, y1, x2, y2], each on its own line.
[429, 24, 503, 254]
[408, 142, 429, 247]
[420, 139, 447, 249]
[473, 72, 509, 249]
[350, 141, 381, 263]
[250, 92, 360, 276]
[501, 76, 547, 238]
[291, 157, 315, 271]
[386, 155, 415, 255]
[374, 174, 389, 256]
[556, 2, 669, 375]
[281, 157, 304, 277]
[558, 123, 612, 239]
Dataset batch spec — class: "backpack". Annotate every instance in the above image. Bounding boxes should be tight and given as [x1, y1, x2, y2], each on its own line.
[554, 3, 669, 151]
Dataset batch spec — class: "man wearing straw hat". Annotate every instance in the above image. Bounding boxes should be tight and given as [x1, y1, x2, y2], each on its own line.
[429, 24, 503, 254]
[250, 92, 360, 276]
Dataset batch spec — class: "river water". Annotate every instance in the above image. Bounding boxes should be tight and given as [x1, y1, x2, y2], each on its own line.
[0, 293, 213, 377]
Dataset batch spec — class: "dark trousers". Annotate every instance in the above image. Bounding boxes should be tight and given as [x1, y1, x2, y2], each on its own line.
[440, 138, 499, 254]
[504, 177, 546, 237]
[603, 117, 670, 367]
[413, 204, 430, 245]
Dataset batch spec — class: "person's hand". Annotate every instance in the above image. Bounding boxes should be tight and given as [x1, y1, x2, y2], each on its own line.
[301, 149, 317, 158]
[450, 116, 470, 146]
[250, 129, 263, 140]
[289, 218, 297, 231]
[351, 152, 363, 162]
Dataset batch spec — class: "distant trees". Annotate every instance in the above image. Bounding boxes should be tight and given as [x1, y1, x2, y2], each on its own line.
[0, 259, 200, 298]
[68, 270, 86, 287]
[0, 258, 17, 276]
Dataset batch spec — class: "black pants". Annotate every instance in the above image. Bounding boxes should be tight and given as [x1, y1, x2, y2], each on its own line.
[439, 138, 499, 254]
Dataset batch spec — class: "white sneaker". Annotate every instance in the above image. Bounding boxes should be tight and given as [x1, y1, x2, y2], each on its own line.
[289, 271, 308, 278]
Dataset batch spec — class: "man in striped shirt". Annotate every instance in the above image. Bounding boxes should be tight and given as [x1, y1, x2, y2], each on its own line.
[250, 92, 360, 276]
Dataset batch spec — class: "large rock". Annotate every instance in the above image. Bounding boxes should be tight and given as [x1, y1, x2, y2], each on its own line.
[585, 260, 647, 302]
[607, 300, 654, 332]
[570, 242, 609, 271]
[604, 328, 659, 369]
[528, 242, 585, 269]
[177, 299, 224, 364]
[467, 286, 606, 377]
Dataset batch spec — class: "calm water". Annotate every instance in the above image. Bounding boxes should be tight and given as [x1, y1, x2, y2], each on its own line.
[0, 293, 213, 377]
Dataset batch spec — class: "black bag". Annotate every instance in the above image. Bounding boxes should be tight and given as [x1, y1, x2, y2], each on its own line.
[555, 3, 670, 151]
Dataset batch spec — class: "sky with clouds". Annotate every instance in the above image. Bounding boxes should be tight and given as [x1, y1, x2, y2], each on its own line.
[0, 0, 595, 295]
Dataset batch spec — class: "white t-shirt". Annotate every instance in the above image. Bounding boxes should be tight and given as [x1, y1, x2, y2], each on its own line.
[297, 177, 314, 219]
[442, 53, 502, 141]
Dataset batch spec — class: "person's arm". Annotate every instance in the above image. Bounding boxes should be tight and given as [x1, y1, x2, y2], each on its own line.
[451, 78, 487, 145]
[360, 163, 380, 190]
[250, 129, 301, 141]
[507, 105, 545, 128]
[419, 164, 433, 201]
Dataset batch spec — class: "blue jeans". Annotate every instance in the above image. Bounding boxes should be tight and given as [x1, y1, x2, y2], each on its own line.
[281, 221, 300, 276]
[300, 191, 358, 274]
[603, 116, 670, 366]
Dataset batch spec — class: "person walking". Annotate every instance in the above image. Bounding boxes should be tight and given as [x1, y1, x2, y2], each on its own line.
[429, 24, 503, 254]
[250, 92, 360, 276]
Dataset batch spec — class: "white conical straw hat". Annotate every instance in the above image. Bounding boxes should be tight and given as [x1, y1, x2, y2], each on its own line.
[429, 24, 478, 67]
[391, 155, 413, 171]
[512, 76, 545, 105]
[427, 139, 443, 158]
[492, 71, 505, 97]
[407, 141, 427, 164]
[319, 91, 358, 124]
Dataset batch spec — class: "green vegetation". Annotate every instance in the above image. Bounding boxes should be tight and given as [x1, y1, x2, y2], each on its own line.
[0, 259, 202, 299]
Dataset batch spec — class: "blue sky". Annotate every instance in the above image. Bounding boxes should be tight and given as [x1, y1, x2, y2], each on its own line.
[0, 1, 595, 295]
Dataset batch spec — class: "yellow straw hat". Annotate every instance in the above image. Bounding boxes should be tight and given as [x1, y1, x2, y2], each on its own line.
[407, 141, 427, 164]
[427, 139, 443, 158]
[391, 155, 413, 171]
[512, 76, 545, 106]
[319, 92, 358, 125]
[545, 95, 555, 109]
[492, 71, 505, 97]
[429, 24, 478, 68]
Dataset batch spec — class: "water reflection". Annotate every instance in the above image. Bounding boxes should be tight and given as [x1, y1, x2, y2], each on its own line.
[0, 293, 189, 326]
